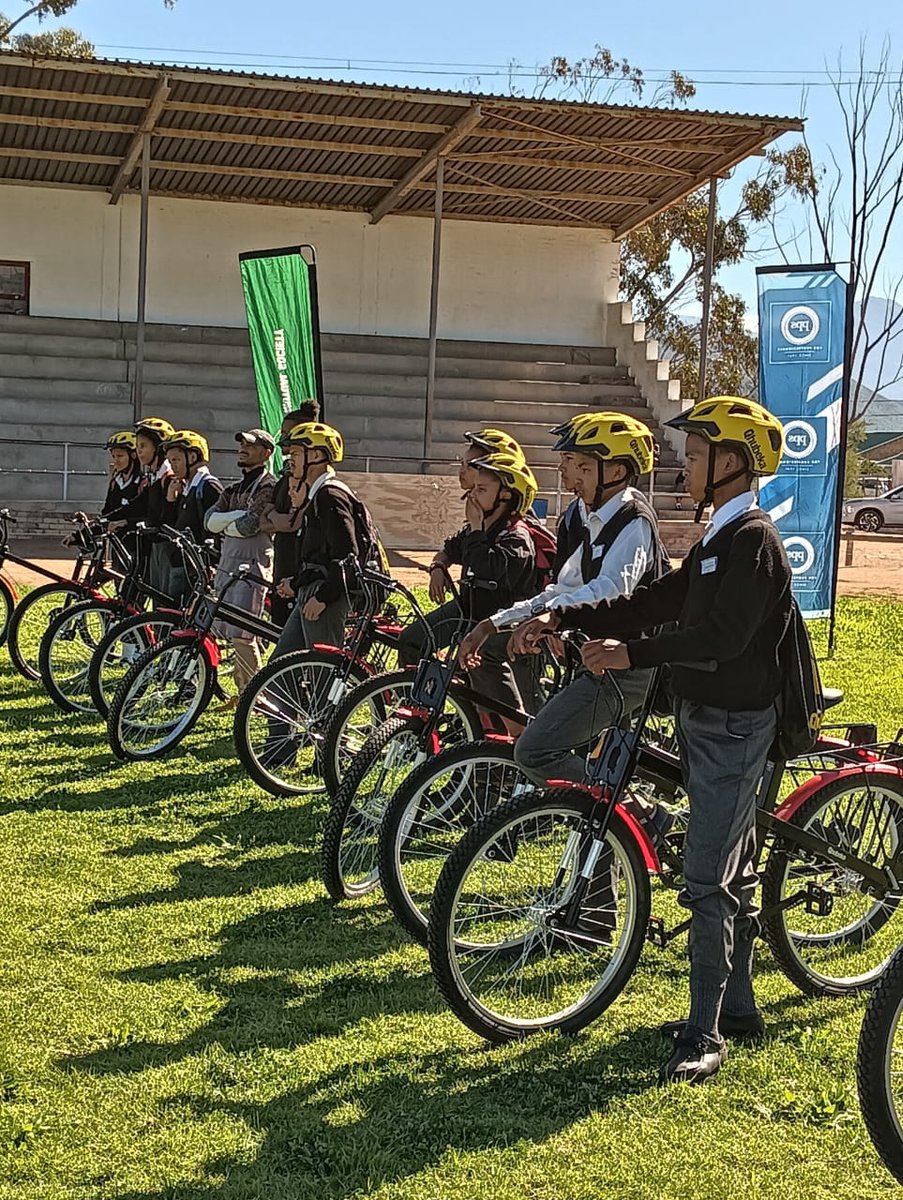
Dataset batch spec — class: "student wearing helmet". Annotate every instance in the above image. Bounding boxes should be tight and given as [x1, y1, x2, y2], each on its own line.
[205, 429, 279, 694]
[272, 421, 362, 657]
[107, 417, 176, 596]
[267, 400, 322, 628]
[162, 431, 223, 542]
[397, 432, 538, 719]
[462, 412, 665, 789]
[100, 430, 142, 516]
[399, 428, 530, 662]
[160, 430, 223, 602]
[570, 397, 792, 1084]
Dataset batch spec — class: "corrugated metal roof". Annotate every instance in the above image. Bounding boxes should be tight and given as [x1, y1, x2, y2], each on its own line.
[0, 52, 803, 235]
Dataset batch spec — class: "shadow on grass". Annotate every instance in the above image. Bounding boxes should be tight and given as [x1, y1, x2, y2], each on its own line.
[91, 1029, 665, 1200]
[63, 898, 435, 1076]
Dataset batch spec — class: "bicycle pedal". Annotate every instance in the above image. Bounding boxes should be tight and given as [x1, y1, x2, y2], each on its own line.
[805, 882, 834, 917]
[647, 915, 669, 949]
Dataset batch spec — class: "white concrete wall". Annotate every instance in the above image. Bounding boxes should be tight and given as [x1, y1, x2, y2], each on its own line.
[1, 183, 619, 345]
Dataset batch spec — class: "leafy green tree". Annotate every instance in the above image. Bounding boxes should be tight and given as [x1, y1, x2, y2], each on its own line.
[1, 1, 175, 56]
[503, 46, 811, 400]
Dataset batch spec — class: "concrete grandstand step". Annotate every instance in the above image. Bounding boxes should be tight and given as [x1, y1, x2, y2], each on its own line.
[0, 314, 129, 340]
[0, 354, 129, 382]
[326, 395, 651, 428]
[322, 372, 645, 405]
[0, 331, 128, 361]
[322, 331, 618, 366]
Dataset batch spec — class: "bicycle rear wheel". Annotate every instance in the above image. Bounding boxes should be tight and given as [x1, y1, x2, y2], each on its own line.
[8, 581, 86, 680]
[379, 739, 530, 944]
[108, 634, 215, 760]
[427, 787, 651, 1043]
[88, 611, 180, 718]
[320, 668, 418, 797]
[761, 771, 903, 995]
[233, 649, 368, 797]
[39, 599, 119, 713]
[857, 943, 903, 1185]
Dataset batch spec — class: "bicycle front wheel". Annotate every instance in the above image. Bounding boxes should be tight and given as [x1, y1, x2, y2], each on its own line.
[379, 739, 531, 945]
[108, 634, 215, 760]
[8, 581, 86, 680]
[761, 771, 903, 996]
[88, 611, 179, 718]
[858, 943, 903, 1185]
[0, 572, 17, 649]
[320, 714, 426, 902]
[427, 787, 651, 1043]
[39, 599, 119, 713]
[233, 649, 368, 797]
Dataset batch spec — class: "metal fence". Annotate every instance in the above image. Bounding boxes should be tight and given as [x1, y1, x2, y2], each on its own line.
[0, 436, 567, 516]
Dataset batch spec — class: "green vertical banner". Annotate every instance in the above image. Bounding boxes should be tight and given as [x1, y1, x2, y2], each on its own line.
[238, 245, 324, 470]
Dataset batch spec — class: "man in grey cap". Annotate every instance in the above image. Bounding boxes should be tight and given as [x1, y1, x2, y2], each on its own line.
[205, 429, 278, 696]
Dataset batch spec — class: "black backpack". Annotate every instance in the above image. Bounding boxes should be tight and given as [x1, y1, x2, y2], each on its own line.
[773, 597, 825, 760]
[320, 479, 391, 606]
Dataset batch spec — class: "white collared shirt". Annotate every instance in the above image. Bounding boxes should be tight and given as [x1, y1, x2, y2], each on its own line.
[152, 460, 172, 483]
[306, 466, 336, 504]
[701, 489, 759, 546]
[184, 464, 211, 493]
[490, 486, 655, 628]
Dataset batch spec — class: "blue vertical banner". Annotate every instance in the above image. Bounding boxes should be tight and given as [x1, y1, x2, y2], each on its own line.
[756, 266, 848, 619]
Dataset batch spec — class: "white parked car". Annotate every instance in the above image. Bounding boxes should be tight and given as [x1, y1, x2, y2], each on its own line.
[841, 486, 903, 532]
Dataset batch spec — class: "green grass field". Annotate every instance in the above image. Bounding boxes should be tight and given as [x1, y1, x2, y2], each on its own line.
[1, 596, 903, 1200]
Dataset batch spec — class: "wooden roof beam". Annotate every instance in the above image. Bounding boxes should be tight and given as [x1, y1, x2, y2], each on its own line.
[370, 104, 482, 224]
[449, 151, 694, 179]
[612, 125, 786, 237]
[108, 74, 170, 205]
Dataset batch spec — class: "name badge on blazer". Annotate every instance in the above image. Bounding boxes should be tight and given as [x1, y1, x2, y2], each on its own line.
[700, 556, 718, 575]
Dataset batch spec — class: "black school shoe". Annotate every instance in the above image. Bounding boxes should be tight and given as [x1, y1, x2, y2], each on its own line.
[660, 1009, 765, 1042]
[659, 1028, 727, 1085]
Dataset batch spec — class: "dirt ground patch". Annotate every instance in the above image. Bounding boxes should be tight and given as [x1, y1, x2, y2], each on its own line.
[5, 535, 903, 600]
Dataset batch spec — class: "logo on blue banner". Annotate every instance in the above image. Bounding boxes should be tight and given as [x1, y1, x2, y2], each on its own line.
[756, 268, 847, 619]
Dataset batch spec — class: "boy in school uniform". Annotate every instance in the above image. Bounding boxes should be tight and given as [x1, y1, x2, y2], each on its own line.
[561, 396, 791, 1084]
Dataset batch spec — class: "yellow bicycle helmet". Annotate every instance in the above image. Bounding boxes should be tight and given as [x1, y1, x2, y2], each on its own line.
[553, 411, 655, 477]
[464, 427, 525, 462]
[280, 421, 344, 463]
[163, 430, 210, 462]
[135, 417, 175, 444]
[470, 451, 538, 516]
[549, 411, 597, 439]
[106, 430, 137, 451]
[665, 397, 784, 476]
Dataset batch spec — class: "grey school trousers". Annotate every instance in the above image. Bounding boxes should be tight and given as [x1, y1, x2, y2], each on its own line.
[676, 699, 777, 1003]
[273, 582, 350, 658]
[514, 666, 653, 786]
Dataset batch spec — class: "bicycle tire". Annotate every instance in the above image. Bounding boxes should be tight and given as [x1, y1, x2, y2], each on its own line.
[0, 572, 17, 649]
[88, 610, 179, 718]
[761, 771, 903, 996]
[320, 713, 426, 902]
[379, 739, 528, 944]
[857, 943, 903, 1185]
[427, 786, 651, 1043]
[233, 649, 368, 797]
[107, 634, 216, 760]
[320, 668, 419, 797]
[7, 581, 86, 680]
[38, 598, 119, 713]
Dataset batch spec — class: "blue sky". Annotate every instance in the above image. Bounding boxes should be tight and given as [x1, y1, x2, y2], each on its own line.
[37, 1, 903, 323]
